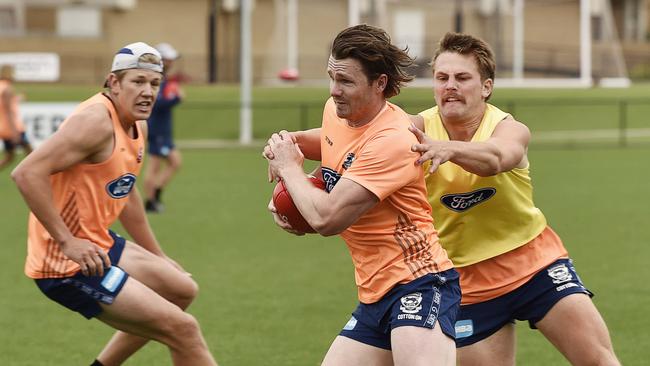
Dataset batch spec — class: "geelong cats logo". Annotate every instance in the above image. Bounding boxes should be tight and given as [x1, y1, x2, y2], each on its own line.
[321, 167, 341, 193]
[106, 173, 137, 199]
[440, 188, 496, 212]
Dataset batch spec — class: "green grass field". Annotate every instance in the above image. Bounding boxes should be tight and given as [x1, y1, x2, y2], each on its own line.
[1, 84, 649, 365]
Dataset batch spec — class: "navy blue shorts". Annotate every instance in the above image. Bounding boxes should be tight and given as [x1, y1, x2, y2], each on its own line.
[34, 231, 129, 319]
[148, 135, 175, 157]
[455, 258, 593, 347]
[339, 269, 461, 350]
[3, 132, 29, 151]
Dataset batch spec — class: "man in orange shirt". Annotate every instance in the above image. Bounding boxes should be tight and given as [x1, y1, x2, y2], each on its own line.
[264, 25, 459, 366]
[409, 32, 619, 366]
[12, 42, 217, 366]
[0, 64, 32, 170]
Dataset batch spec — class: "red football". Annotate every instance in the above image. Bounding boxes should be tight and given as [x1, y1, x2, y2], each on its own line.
[272, 175, 326, 233]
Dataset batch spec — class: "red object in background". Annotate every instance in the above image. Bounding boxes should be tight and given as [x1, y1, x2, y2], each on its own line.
[167, 72, 192, 84]
[272, 175, 326, 233]
[163, 80, 180, 99]
[278, 68, 300, 81]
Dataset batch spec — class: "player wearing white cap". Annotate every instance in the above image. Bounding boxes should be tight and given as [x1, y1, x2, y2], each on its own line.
[12, 42, 217, 366]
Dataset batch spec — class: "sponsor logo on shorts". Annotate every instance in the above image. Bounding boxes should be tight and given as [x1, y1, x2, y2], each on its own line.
[425, 313, 437, 326]
[440, 188, 496, 212]
[160, 146, 171, 156]
[433, 290, 441, 305]
[424, 287, 441, 326]
[343, 316, 357, 331]
[547, 263, 573, 284]
[106, 173, 137, 199]
[556, 282, 579, 292]
[397, 292, 424, 321]
[400, 292, 423, 314]
[455, 319, 474, 338]
[101, 266, 125, 292]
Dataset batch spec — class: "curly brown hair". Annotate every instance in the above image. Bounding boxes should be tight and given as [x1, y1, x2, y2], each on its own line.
[331, 24, 414, 98]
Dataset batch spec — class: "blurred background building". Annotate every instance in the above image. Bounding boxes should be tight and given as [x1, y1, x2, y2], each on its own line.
[0, 0, 648, 84]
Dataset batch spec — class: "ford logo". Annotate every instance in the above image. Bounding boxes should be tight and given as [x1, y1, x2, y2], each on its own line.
[440, 188, 496, 212]
[106, 173, 137, 199]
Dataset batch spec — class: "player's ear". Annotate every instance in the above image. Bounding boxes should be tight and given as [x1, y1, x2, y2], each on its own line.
[481, 78, 493, 99]
[106, 73, 120, 95]
[376, 74, 387, 93]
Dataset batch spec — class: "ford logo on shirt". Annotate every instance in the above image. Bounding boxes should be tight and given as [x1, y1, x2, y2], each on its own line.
[440, 188, 496, 212]
[106, 173, 137, 199]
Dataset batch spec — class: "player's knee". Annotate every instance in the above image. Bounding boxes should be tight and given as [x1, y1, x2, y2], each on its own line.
[170, 158, 182, 171]
[172, 277, 199, 309]
[168, 313, 203, 344]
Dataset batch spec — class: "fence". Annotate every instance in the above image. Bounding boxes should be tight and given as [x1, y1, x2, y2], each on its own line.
[173, 98, 650, 148]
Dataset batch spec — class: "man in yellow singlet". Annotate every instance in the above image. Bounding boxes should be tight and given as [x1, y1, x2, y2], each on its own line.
[12, 42, 217, 366]
[409, 32, 619, 366]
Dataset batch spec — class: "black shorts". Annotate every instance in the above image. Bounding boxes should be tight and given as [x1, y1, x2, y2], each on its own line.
[3, 132, 29, 151]
[339, 269, 461, 350]
[34, 231, 129, 319]
[455, 258, 593, 347]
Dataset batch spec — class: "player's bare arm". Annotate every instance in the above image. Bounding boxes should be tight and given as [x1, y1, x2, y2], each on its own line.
[12, 104, 113, 276]
[266, 131, 378, 236]
[264, 128, 322, 183]
[410, 116, 530, 176]
[263, 128, 321, 161]
[267, 165, 323, 236]
[291, 128, 322, 161]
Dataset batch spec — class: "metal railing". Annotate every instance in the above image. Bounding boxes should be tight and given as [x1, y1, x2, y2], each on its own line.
[174, 98, 650, 148]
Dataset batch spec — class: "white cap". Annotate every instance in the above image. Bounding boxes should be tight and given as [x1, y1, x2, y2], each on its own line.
[156, 43, 179, 61]
[111, 42, 163, 73]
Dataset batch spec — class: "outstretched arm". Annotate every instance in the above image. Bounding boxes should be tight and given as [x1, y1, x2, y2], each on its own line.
[410, 116, 530, 176]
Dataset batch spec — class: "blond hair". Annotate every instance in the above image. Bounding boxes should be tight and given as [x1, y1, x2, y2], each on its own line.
[105, 53, 162, 87]
[0, 65, 15, 80]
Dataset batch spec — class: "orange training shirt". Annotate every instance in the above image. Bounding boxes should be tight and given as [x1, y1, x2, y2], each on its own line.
[320, 98, 453, 304]
[25, 93, 145, 279]
[0, 80, 24, 139]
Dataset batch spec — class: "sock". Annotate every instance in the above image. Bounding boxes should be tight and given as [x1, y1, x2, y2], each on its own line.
[145, 199, 156, 210]
[154, 188, 162, 202]
[90, 360, 104, 366]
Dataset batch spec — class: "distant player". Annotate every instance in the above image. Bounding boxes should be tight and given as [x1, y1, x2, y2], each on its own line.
[409, 32, 620, 366]
[12, 42, 217, 366]
[0, 64, 32, 170]
[264, 25, 459, 365]
[143, 42, 184, 213]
